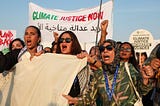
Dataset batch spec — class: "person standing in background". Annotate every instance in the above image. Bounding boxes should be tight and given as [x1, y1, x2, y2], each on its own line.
[9, 38, 25, 51]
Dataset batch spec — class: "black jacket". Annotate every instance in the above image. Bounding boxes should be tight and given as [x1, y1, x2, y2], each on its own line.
[0, 49, 21, 73]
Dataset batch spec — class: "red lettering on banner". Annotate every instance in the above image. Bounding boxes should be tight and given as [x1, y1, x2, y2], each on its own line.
[0, 31, 13, 46]
[88, 12, 103, 21]
[60, 15, 86, 22]
[60, 12, 103, 22]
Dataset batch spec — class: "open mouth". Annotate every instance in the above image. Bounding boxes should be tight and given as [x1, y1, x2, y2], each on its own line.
[62, 45, 67, 49]
[103, 55, 110, 60]
[61, 44, 68, 52]
[26, 40, 32, 46]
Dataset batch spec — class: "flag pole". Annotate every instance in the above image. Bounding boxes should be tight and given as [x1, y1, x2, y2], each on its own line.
[95, 0, 103, 46]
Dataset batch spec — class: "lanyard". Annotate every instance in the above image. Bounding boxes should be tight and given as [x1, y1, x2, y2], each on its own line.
[103, 65, 119, 101]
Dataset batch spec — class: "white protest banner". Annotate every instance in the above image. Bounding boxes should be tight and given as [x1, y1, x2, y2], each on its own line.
[129, 29, 154, 53]
[0, 30, 16, 51]
[29, 1, 113, 44]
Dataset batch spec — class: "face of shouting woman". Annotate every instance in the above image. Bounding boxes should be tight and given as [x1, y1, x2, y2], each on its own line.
[24, 27, 41, 50]
[100, 42, 115, 65]
[59, 33, 73, 54]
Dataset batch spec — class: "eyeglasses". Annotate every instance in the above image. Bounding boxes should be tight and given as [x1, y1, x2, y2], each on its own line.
[120, 47, 131, 52]
[59, 38, 72, 43]
[99, 45, 113, 52]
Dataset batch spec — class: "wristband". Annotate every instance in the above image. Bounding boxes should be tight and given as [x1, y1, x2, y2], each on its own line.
[91, 60, 97, 65]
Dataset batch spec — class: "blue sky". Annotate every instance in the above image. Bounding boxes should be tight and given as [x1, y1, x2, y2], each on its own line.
[0, 0, 160, 42]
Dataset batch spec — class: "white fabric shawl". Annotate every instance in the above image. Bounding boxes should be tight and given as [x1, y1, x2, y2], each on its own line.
[0, 53, 87, 106]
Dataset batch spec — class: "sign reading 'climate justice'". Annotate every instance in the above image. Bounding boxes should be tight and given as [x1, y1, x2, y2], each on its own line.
[129, 29, 154, 52]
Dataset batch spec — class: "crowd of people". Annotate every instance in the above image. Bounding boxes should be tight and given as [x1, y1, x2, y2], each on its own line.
[0, 20, 160, 106]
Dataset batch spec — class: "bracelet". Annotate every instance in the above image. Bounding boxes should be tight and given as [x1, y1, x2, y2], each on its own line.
[90, 60, 97, 65]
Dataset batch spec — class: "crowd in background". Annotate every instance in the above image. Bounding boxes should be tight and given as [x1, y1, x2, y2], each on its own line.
[0, 20, 160, 106]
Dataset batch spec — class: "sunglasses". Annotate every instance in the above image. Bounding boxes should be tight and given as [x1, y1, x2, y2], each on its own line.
[99, 45, 113, 52]
[120, 47, 131, 52]
[59, 38, 72, 43]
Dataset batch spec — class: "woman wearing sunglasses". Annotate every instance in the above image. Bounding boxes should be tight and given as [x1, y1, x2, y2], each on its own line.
[56, 30, 101, 103]
[63, 39, 155, 106]
[56, 31, 92, 98]
[120, 42, 139, 71]
[120, 42, 155, 106]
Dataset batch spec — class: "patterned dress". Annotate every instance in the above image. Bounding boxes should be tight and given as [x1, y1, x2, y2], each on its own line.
[77, 62, 153, 106]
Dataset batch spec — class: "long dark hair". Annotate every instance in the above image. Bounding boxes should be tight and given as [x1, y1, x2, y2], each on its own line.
[56, 31, 82, 55]
[120, 42, 139, 70]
